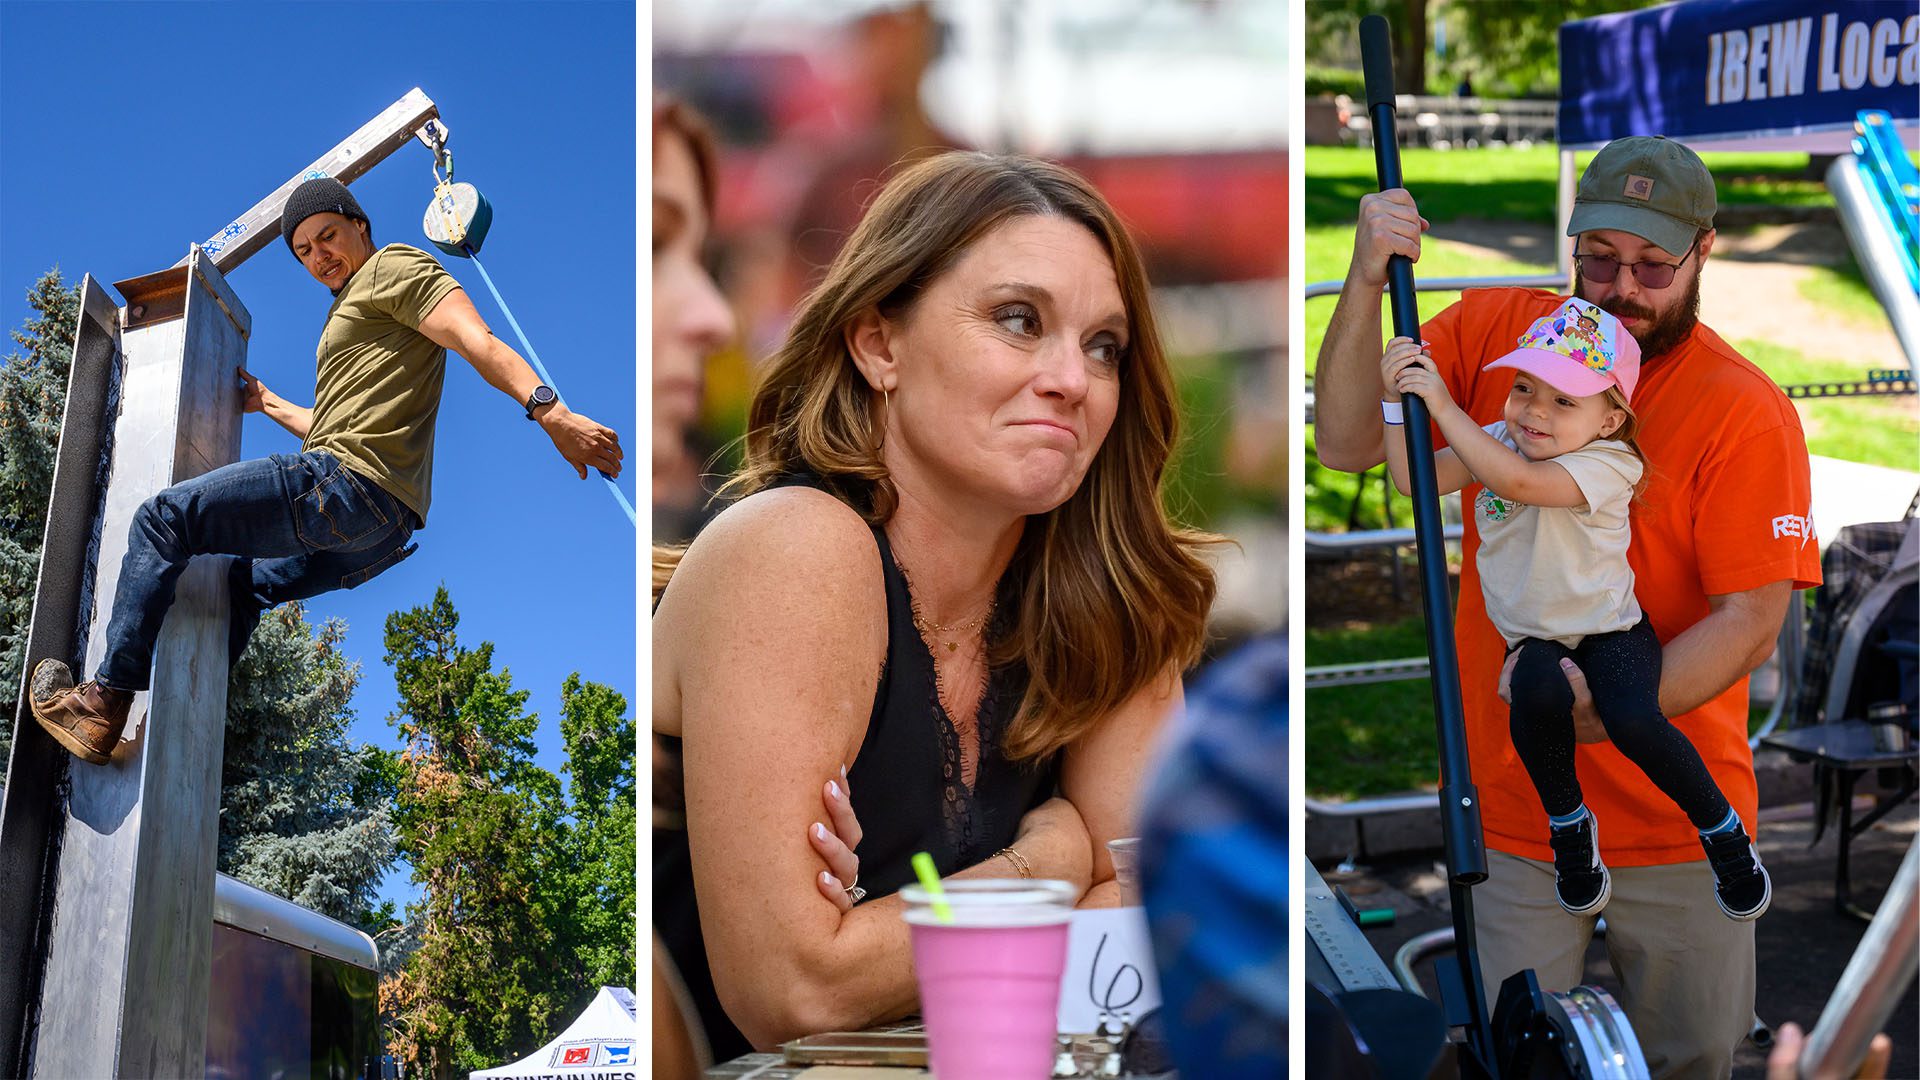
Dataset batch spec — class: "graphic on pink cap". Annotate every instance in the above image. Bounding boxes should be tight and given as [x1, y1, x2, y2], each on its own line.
[1484, 298, 1641, 402]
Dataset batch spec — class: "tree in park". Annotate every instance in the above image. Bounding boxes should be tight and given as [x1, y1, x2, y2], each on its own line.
[0, 269, 78, 762]
[1437, 0, 1647, 98]
[1306, 0, 1648, 99]
[553, 672, 638, 994]
[1306, 0, 1430, 95]
[379, 587, 635, 1077]
[220, 601, 399, 930]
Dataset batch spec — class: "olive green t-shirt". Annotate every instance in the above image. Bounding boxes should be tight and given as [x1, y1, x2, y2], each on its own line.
[304, 244, 460, 525]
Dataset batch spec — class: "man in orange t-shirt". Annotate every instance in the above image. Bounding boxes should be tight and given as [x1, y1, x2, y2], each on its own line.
[1315, 137, 1820, 1077]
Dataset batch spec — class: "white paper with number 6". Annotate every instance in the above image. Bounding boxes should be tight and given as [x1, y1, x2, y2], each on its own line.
[1056, 907, 1163, 1035]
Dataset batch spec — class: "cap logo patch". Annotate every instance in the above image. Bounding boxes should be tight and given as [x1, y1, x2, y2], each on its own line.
[1624, 175, 1655, 200]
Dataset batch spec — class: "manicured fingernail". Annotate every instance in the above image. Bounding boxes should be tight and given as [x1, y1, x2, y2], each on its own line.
[840, 763, 848, 780]
[827, 780, 842, 800]
[821, 871, 836, 888]
[813, 822, 828, 842]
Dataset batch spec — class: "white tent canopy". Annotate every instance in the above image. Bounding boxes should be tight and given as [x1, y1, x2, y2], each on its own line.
[469, 987, 637, 1080]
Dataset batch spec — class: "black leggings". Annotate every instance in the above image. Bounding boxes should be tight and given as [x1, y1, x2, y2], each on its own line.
[1508, 619, 1732, 829]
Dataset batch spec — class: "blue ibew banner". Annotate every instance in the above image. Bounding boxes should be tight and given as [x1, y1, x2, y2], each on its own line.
[1559, 0, 1919, 149]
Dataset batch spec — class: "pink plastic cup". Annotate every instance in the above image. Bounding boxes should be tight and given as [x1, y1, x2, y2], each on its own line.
[902, 879, 1075, 1080]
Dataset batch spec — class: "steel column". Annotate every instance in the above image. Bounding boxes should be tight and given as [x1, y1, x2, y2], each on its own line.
[0, 274, 123, 1078]
[20, 246, 247, 1078]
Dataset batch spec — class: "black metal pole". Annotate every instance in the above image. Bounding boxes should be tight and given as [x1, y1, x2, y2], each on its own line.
[1360, 13, 1497, 1071]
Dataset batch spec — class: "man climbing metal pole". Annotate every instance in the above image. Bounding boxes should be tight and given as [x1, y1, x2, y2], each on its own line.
[28, 176, 625, 764]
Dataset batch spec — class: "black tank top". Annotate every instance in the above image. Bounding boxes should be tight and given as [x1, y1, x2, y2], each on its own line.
[654, 488, 1059, 1061]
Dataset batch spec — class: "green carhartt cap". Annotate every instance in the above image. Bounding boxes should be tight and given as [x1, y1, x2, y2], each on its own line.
[1566, 136, 1715, 257]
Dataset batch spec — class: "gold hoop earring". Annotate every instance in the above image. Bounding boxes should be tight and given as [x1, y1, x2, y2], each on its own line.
[874, 388, 890, 452]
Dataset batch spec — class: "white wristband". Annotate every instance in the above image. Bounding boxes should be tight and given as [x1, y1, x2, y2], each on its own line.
[1381, 399, 1404, 425]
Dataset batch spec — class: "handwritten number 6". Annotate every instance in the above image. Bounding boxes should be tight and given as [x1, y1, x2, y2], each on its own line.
[1087, 934, 1144, 1013]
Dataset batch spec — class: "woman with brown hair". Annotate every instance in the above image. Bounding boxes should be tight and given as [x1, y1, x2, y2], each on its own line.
[653, 149, 1217, 1059]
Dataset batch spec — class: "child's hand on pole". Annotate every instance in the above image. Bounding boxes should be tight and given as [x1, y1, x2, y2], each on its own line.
[1380, 337, 1422, 401]
[1384, 338, 1457, 418]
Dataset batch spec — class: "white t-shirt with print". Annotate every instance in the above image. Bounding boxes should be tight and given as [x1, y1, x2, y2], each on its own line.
[1473, 421, 1644, 648]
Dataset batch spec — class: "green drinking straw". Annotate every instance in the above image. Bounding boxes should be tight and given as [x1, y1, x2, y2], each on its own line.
[910, 851, 953, 925]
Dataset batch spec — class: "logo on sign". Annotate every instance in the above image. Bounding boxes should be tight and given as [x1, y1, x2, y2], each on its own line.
[202, 219, 250, 258]
[1624, 175, 1655, 200]
[603, 1044, 632, 1064]
[560, 1045, 591, 1065]
[1771, 513, 1815, 549]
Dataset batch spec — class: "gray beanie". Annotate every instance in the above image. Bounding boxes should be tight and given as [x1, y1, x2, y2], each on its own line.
[281, 177, 369, 254]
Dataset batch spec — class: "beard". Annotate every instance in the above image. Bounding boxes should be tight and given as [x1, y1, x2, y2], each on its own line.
[1576, 269, 1702, 363]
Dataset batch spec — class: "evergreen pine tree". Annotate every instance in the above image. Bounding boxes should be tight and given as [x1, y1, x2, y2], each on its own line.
[378, 587, 569, 1079]
[0, 269, 79, 760]
[220, 601, 399, 930]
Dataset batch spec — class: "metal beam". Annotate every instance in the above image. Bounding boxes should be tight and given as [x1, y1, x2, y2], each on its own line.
[0, 274, 123, 1078]
[25, 246, 246, 1078]
[173, 88, 439, 275]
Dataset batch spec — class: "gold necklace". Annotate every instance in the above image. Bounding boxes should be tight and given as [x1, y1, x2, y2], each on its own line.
[910, 604, 991, 653]
[898, 564, 993, 653]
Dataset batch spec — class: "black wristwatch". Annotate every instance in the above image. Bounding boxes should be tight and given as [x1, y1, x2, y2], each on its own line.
[523, 384, 557, 420]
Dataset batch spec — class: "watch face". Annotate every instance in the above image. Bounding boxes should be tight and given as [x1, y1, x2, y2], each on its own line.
[531, 386, 556, 407]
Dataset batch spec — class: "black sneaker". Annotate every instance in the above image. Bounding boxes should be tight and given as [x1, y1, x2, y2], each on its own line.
[1701, 825, 1771, 921]
[1548, 813, 1611, 916]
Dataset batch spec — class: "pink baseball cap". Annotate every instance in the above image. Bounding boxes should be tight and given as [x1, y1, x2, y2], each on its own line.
[1485, 298, 1642, 402]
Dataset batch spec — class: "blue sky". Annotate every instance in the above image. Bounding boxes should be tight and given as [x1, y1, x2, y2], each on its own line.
[0, 1, 638, 906]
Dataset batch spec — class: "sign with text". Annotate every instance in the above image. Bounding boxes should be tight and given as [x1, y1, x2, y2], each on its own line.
[1056, 907, 1163, 1035]
[1559, 0, 1918, 149]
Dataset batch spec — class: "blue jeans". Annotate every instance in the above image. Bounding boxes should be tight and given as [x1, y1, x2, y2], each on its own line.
[96, 450, 417, 691]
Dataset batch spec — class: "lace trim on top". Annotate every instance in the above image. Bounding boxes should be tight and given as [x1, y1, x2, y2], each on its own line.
[919, 578, 1020, 862]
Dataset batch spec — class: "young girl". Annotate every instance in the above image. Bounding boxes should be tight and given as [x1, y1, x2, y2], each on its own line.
[1379, 297, 1770, 921]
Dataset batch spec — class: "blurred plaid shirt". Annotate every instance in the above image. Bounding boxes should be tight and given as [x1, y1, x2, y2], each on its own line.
[1139, 633, 1288, 1078]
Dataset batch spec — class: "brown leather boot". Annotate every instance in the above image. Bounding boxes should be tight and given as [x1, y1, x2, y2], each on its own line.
[29, 659, 133, 766]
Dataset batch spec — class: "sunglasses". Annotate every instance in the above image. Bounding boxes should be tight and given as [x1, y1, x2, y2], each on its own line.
[1573, 240, 1697, 290]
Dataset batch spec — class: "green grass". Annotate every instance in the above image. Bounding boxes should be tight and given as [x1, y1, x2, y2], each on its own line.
[1798, 254, 1893, 330]
[1734, 340, 1920, 469]
[1164, 353, 1280, 529]
[1304, 427, 1415, 537]
[1304, 616, 1440, 798]
[1304, 147, 1828, 232]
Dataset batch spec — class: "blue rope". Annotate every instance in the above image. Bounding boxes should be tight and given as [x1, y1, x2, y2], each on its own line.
[461, 243, 636, 526]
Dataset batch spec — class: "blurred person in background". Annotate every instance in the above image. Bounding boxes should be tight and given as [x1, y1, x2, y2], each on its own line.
[1139, 632, 1288, 1078]
[788, 1, 956, 291]
[651, 94, 734, 1080]
[653, 95, 737, 543]
[652, 151, 1218, 1059]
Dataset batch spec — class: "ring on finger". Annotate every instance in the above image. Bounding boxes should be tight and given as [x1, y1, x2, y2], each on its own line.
[844, 882, 866, 904]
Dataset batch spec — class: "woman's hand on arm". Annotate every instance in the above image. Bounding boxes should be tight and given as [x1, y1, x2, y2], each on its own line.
[810, 765, 865, 912]
[1059, 669, 1183, 908]
[416, 289, 624, 479]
